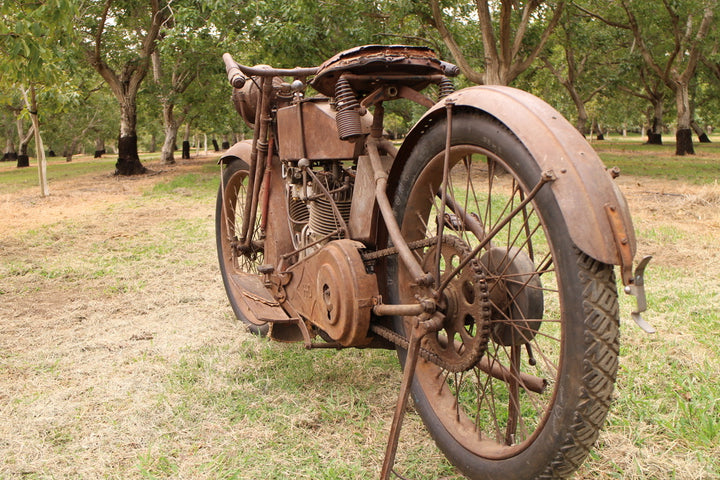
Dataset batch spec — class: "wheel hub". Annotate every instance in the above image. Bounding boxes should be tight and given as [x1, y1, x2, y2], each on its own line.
[479, 247, 544, 346]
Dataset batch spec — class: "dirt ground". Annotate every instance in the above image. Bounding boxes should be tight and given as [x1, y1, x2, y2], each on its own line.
[1, 158, 719, 478]
[0, 158, 242, 477]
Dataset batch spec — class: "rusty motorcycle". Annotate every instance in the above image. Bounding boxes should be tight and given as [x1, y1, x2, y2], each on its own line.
[216, 45, 651, 480]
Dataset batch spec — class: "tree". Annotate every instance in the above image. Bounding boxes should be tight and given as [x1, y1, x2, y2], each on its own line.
[149, 0, 226, 165]
[1, 0, 76, 195]
[578, 0, 717, 155]
[81, 0, 167, 175]
[541, 8, 622, 134]
[421, 0, 566, 86]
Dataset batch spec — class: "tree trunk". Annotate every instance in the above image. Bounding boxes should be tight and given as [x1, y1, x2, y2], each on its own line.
[592, 119, 605, 140]
[212, 138, 219, 151]
[160, 102, 178, 165]
[675, 84, 694, 155]
[21, 85, 48, 195]
[94, 138, 105, 158]
[691, 120, 711, 143]
[3, 135, 17, 162]
[116, 100, 147, 175]
[66, 139, 79, 162]
[181, 123, 191, 159]
[646, 132, 662, 145]
[574, 100, 588, 136]
[161, 123, 178, 165]
[221, 134, 230, 150]
[17, 142, 29, 167]
[676, 128, 694, 155]
[17, 140, 29, 167]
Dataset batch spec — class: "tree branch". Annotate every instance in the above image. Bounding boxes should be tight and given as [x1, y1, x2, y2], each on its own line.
[430, 0, 485, 83]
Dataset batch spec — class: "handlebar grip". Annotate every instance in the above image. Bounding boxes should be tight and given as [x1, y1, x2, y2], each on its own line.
[440, 60, 460, 77]
[223, 53, 247, 89]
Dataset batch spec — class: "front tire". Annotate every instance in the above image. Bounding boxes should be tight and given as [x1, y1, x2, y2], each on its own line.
[388, 112, 619, 479]
[216, 159, 268, 336]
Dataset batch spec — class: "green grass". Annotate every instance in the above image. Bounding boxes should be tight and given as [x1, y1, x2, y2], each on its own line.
[1, 143, 719, 479]
[0, 155, 117, 193]
[593, 138, 720, 183]
[148, 172, 219, 196]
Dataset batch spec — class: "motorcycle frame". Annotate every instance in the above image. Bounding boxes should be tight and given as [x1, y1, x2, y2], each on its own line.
[219, 55, 649, 334]
[219, 50, 653, 478]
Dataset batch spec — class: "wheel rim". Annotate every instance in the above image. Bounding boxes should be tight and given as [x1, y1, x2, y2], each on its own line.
[219, 168, 264, 279]
[399, 145, 563, 459]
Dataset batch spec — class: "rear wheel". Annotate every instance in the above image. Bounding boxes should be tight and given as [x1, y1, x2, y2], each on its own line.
[388, 113, 619, 479]
[216, 159, 268, 335]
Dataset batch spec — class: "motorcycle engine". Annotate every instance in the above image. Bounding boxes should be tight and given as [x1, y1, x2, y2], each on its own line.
[285, 160, 354, 258]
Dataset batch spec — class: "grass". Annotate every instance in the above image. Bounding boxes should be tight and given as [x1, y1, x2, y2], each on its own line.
[1, 143, 719, 479]
[0, 154, 116, 194]
[592, 136, 720, 183]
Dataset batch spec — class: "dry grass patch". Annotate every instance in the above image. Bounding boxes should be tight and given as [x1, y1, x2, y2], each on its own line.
[1, 155, 719, 479]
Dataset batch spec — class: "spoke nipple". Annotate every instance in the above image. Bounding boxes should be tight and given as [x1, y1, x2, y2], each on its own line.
[541, 170, 557, 182]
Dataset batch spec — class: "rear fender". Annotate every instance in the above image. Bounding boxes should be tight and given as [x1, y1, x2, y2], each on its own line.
[390, 85, 636, 269]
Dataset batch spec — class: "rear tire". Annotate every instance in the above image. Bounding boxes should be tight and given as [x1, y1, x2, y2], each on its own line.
[388, 112, 619, 479]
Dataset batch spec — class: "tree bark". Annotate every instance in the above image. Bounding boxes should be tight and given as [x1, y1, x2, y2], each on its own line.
[161, 112, 178, 165]
[15, 114, 34, 167]
[691, 120, 711, 143]
[160, 102, 182, 165]
[94, 138, 105, 158]
[3, 132, 17, 162]
[675, 83, 694, 155]
[17, 136, 29, 168]
[65, 139, 80, 162]
[646, 97, 664, 145]
[676, 128, 694, 155]
[181, 123, 191, 159]
[115, 97, 147, 175]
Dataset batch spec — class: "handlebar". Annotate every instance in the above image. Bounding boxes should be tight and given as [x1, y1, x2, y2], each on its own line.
[223, 53, 247, 89]
[223, 52, 320, 88]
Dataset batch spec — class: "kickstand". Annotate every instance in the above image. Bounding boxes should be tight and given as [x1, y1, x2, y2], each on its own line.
[380, 313, 443, 480]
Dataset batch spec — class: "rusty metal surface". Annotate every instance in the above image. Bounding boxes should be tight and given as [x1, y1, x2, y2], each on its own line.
[282, 239, 378, 346]
[391, 85, 636, 266]
[218, 139, 253, 165]
[311, 45, 445, 97]
[262, 153, 294, 268]
[226, 272, 291, 324]
[276, 100, 370, 161]
[348, 154, 393, 243]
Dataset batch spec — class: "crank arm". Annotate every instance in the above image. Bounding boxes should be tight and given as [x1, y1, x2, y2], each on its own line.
[624, 255, 655, 334]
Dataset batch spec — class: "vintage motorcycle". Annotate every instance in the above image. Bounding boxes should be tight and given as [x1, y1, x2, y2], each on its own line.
[216, 45, 651, 479]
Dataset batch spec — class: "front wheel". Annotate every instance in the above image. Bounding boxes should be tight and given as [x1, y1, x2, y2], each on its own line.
[216, 159, 268, 335]
[388, 113, 619, 479]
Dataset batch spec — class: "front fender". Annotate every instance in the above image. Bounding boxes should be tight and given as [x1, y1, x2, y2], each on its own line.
[218, 139, 254, 165]
[391, 85, 635, 267]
